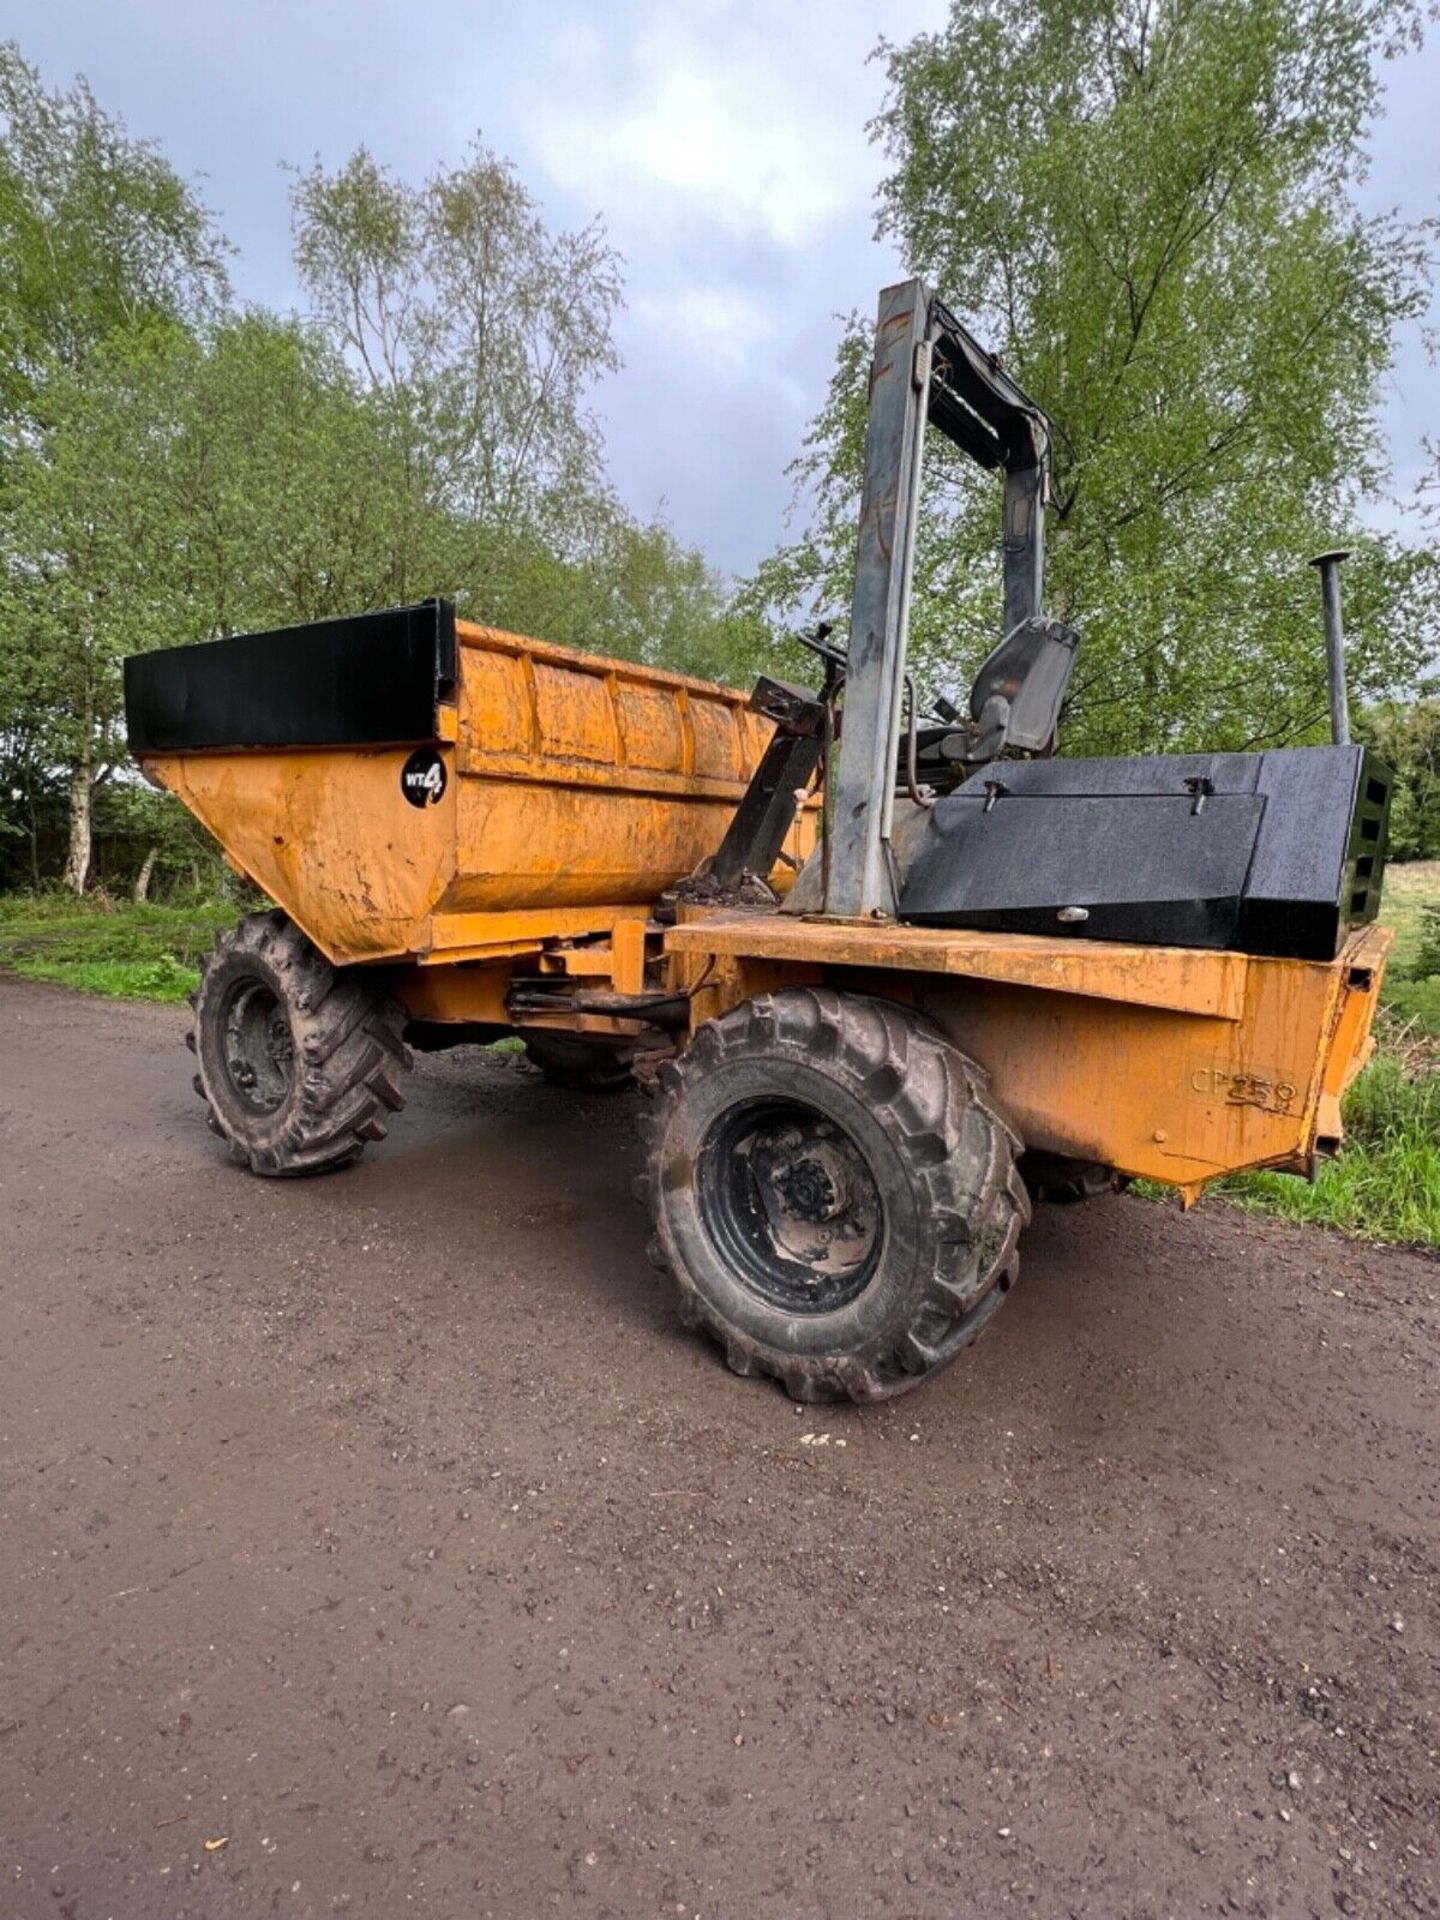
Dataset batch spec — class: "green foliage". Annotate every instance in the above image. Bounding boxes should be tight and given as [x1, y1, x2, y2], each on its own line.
[0, 46, 231, 889]
[0, 42, 226, 414]
[16, 952, 199, 1001]
[0, 892, 233, 1000]
[290, 143, 622, 542]
[1358, 699, 1440, 858]
[0, 738, 230, 896]
[0, 320, 198, 792]
[1388, 974, 1440, 1031]
[160, 309, 436, 629]
[1385, 865, 1440, 1027]
[1368, 859, 1440, 1032]
[87, 778, 232, 899]
[1413, 904, 1440, 980]
[0, 890, 232, 959]
[531, 515, 776, 685]
[751, 0, 1437, 748]
[283, 146, 759, 676]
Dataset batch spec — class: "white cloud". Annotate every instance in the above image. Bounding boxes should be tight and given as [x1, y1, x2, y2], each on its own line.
[494, 0, 953, 571]
[529, 2, 933, 252]
[628, 282, 778, 375]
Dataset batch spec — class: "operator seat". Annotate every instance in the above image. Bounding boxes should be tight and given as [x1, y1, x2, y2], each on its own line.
[936, 614, 1081, 767]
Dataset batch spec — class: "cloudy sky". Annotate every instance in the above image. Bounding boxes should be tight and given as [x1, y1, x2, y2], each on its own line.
[9, 1, 1437, 577]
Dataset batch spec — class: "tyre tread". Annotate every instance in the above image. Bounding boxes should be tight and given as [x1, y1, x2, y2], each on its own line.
[189, 910, 411, 1178]
[641, 987, 1029, 1404]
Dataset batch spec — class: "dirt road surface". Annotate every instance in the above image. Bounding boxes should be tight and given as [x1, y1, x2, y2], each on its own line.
[1, 975, 1437, 1920]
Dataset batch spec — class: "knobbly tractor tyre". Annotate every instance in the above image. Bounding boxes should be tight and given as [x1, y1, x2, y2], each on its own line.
[523, 1032, 636, 1093]
[638, 988, 1030, 1404]
[188, 909, 412, 1176]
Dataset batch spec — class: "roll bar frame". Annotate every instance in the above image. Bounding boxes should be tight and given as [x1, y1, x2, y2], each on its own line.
[824, 280, 1053, 918]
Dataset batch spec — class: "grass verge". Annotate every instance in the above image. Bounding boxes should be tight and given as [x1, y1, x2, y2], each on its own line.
[0, 894, 234, 1003]
[1373, 860, 1440, 1032]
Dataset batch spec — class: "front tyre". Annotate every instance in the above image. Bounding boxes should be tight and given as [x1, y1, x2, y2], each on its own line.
[638, 989, 1029, 1403]
[189, 909, 411, 1176]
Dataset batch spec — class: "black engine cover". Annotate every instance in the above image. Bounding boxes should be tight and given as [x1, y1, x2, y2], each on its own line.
[899, 746, 1391, 961]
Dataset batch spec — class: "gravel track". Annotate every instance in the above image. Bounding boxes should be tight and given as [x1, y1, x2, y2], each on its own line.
[1, 975, 1436, 1919]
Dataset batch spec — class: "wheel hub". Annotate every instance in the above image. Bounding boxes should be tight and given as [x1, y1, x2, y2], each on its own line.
[772, 1144, 848, 1222]
[220, 977, 295, 1115]
[696, 1099, 882, 1315]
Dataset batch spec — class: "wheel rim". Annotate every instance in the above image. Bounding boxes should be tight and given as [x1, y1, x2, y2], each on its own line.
[696, 1097, 883, 1313]
[219, 976, 294, 1115]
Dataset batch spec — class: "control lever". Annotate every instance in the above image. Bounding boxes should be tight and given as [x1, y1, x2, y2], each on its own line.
[795, 621, 848, 693]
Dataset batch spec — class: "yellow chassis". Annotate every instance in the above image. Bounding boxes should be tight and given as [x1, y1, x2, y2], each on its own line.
[138, 620, 1389, 1204]
[386, 908, 1389, 1203]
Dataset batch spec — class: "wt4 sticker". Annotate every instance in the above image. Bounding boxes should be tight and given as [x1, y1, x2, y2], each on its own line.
[401, 748, 447, 808]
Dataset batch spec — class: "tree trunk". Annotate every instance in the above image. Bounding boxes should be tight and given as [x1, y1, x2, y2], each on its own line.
[133, 846, 159, 903]
[26, 771, 40, 890]
[62, 756, 93, 895]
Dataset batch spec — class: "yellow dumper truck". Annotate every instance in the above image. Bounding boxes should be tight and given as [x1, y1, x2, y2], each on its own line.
[126, 282, 1391, 1403]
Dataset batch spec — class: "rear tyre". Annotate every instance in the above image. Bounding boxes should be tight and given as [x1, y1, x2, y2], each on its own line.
[188, 909, 411, 1176]
[638, 988, 1029, 1403]
[523, 1032, 636, 1093]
